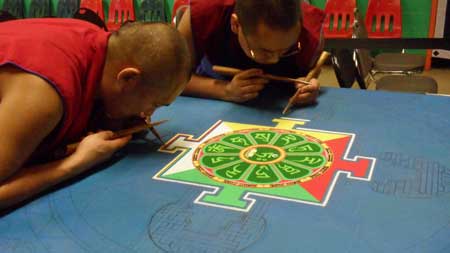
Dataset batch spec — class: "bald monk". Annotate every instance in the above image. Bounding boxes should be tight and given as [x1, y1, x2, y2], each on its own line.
[0, 19, 191, 210]
[178, 0, 325, 104]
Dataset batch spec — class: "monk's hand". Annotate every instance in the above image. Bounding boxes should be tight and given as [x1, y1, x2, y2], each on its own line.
[293, 78, 320, 105]
[224, 69, 268, 103]
[72, 131, 131, 171]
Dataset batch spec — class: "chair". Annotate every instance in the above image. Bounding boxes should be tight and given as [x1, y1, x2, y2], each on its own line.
[80, 0, 104, 21]
[323, 0, 360, 89]
[171, 0, 189, 27]
[137, 0, 165, 22]
[27, 0, 50, 18]
[331, 48, 361, 89]
[1, 0, 24, 18]
[364, 0, 426, 74]
[107, 0, 135, 31]
[55, 0, 79, 18]
[353, 9, 437, 94]
[323, 0, 356, 38]
[365, 0, 402, 39]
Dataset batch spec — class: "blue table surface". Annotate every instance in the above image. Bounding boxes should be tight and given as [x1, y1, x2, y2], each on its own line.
[1, 87, 450, 253]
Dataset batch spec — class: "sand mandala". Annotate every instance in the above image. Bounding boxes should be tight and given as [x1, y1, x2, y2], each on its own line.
[193, 129, 332, 188]
[154, 118, 376, 212]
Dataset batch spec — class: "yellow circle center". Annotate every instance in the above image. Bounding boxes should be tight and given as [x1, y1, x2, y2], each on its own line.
[239, 145, 286, 165]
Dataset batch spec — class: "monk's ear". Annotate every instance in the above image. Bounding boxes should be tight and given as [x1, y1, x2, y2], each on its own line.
[230, 13, 239, 34]
[116, 67, 141, 92]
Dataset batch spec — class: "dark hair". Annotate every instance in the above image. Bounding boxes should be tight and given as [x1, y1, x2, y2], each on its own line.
[235, 0, 302, 34]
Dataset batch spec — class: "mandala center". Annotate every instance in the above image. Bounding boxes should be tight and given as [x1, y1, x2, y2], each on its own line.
[240, 145, 286, 165]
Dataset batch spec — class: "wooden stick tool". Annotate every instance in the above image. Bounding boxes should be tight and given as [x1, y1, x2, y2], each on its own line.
[282, 51, 331, 115]
[212, 65, 312, 86]
[61, 119, 168, 157]
[145, 118, 166, 144]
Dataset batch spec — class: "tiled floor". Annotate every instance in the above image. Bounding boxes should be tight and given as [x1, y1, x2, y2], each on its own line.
[319, 64, 450, 95]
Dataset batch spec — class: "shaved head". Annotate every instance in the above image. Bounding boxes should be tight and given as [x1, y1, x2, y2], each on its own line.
[99, 22, 192, 119]
[108, 22, 192, 92]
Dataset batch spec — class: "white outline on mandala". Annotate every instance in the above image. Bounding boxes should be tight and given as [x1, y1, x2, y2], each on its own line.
[280, 117, 311, 122]
[153, 119, 377, 212]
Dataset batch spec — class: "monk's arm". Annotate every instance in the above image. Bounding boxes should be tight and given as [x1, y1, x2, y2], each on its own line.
[0, 67, 131, 210]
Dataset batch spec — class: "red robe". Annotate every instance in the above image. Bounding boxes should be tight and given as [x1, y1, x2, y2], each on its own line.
[0, 18, 110, 159]
[190, 0, 325, 78]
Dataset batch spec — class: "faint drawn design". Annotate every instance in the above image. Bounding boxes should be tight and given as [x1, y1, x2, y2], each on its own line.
[370, 152, 450, 198]
[0, 239, 34, 253]
[148, 191, 267, 253]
